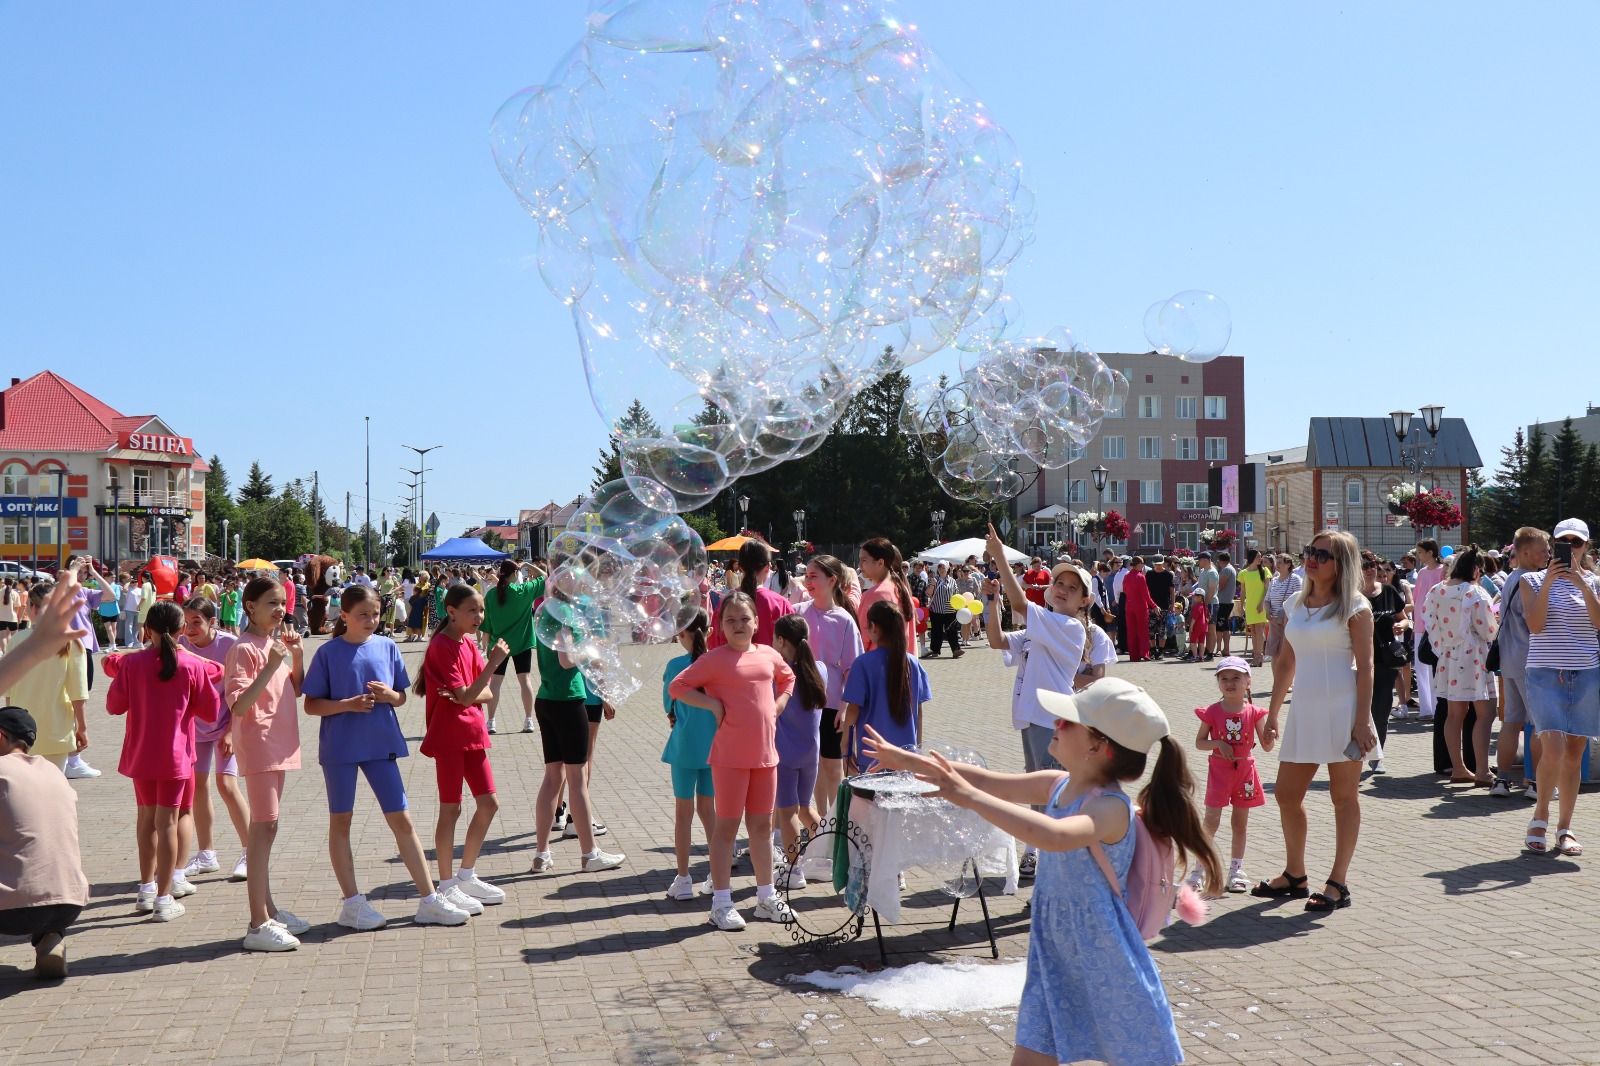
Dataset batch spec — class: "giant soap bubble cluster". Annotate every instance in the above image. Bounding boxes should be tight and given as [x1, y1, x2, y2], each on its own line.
[491, 0, 1035, 510]
[1143, 290, 1231, 363]
[900, 336, 1128, 505]
[533, 477, 709, 704]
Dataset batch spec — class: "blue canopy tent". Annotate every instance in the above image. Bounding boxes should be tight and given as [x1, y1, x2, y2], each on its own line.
[420, 536, 509, 562]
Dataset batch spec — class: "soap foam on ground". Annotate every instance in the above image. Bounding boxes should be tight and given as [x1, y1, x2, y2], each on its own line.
[792, 961, 1027, 1018]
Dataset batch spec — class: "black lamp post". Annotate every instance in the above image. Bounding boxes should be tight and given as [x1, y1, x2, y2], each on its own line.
[793, 508, 805, 545]
[1091, 464, 1108, 556]
[1390, 404, 1445, 535]
[931, 508, 945, 545]
[738, 494, 750, 534]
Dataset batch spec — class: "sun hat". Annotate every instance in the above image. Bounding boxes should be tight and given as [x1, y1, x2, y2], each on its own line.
[1037, 678, 1170, 753]
[1554, 518, 1590, 542]
[1049, 561, 1094, 596]
[1214, 655, 1252, 677]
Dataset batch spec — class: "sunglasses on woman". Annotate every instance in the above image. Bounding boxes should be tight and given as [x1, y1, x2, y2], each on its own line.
[1302, 547, 1336, 565]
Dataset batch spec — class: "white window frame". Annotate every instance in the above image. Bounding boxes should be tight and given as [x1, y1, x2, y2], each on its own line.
[1175, 395, 1198, 420]
[1175, 523, 1199, 551]
[1068, 478, 1087, 503]
[1137, 522, 1165, 547]
[1107, 480, 1123, 504]
[1205, 437, 1228, 461]
[1268, 485, 1277, 508]
[1177, 483, 1208, 510]
[1137, 395, 1161, 419]
[1175, 436, 1198, 461]
[1346, 479, 1363, 505]
[0, 464, 25, 497]
[1138, 436, 1162, 460]
[1140, 479, 1162, 504]
[1102, 436, 1126, 460]
[1204, 395, 1227, 420]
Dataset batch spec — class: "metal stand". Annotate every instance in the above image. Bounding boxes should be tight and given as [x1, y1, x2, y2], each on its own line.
[868, 858, 1000, 964]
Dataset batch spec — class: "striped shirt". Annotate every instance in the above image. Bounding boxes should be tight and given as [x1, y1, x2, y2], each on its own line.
[1523, 570, 1600, 670]
[1266, 574, 1302, 618]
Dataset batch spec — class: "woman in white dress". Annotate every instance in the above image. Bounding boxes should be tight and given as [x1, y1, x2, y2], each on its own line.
[1252, 530, 1376, 912]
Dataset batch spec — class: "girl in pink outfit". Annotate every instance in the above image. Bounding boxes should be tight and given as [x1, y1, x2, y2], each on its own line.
[223, 575, 309, 951]
[106, 602, 221, 922]
[669, 592, 796, 932]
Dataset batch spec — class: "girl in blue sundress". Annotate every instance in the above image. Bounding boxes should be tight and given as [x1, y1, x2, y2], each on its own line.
[864, 677, 1220, 1066]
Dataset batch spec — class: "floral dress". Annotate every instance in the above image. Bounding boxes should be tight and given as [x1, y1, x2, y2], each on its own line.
[1015, 777, 1183, 1066]
[1422, 580, 1497, 702]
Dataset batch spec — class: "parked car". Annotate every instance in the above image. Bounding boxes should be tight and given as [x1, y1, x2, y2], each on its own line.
[273, 559, 299, 574]
[0, 562, 39, 582]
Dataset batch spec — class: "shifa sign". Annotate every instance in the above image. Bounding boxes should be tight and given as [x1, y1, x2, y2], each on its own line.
[120, 431, 194, 456]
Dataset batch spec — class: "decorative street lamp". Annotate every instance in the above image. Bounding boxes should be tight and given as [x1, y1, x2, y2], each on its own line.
[233, 532, 241, 563]
[152, 516, 164, 557]
[221, 517, 229, 565]
[792, 508, 806, 544]
[1390, 405, 1446, 490]
[1091, 465, 1108, 556]
[931, 508, 946, 544]
[738, 494, 750, 533]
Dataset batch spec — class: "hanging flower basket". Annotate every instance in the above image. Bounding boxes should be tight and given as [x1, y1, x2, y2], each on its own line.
[1102, 510, 1131, 542]
[1387, 501, 1408, 516]
[1401, 488, 1462, 531]
[1198, 527, 1237, 551]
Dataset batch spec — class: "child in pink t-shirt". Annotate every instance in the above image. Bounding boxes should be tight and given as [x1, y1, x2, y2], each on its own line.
[1184, 591, 1210, 661]
[105, 602, 220, 921]
[222, 574, 308, 951]
[669, 591, 795, 932]
[1192, 657, 1272, 893]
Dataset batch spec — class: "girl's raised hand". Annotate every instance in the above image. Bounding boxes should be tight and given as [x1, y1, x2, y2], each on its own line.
[489, 639, 511, 662]
[914, 749, 978, 808]
[266, 640, 291, 667]
[860, 725, 929, 774]
[984, 523, 1006, 567]
[281, 630, 302, 653]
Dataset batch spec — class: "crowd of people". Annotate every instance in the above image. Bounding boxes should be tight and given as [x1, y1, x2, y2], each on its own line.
[2, 513, 1598, 1066]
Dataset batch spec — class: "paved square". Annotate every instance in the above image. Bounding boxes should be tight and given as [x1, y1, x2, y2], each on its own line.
[4, 637, 1599, 1065]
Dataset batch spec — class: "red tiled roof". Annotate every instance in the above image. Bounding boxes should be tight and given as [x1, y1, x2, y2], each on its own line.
[0, 371, 127, 452]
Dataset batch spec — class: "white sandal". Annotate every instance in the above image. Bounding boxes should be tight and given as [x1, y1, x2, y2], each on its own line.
[1557, 828, 1583, 856]
[1526, 819, 1550, 854]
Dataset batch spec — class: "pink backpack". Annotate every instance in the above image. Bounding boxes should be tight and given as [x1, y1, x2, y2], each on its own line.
[1088, 795, 1207, 941]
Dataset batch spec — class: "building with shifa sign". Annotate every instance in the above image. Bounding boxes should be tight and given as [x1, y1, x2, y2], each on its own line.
[0, 371, 208, 569]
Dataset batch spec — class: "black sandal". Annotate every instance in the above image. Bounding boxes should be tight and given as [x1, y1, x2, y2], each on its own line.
[1249, 871, 1309, 899]
[1305, 879, 1351, 912]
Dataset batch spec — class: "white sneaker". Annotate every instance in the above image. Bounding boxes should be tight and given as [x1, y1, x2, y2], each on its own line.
[64, 760, 101, 780]
[242, 922, 300, 952]
[439, 880, 484, 916]
[530, 851, 555, 874]
[582, 850, 626, 873]
[229, 854, 249, 882]
[550, 803, 569, 835]
[170, 877, 197, 899]
[775, 864, 807, 891]
[336, 894, 387, 931]
[135, 887, 156, 913]
[521, 718, 535, 733]
[752, 896, 793, 923]
[708, 903, 746, 931]
[152, 898, 185, 922]
[698, 877, 714, 897]
[454, 872, 506, 905]
[273, 910, 311, 936]
[666, 874, 697, 901]
[414, 893, 470, 927]
[183, 851, 220, 876]
[565, 819, 608, 838]
[1226, 861, 1249, 894]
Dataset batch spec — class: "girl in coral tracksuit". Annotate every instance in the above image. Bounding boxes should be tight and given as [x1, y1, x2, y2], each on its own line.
[106, 602, 220, 922]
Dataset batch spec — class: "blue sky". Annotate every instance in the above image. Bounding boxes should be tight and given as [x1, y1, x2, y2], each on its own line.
[2, 2, 1594, 531]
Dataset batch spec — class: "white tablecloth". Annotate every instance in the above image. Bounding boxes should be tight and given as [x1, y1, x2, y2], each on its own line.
[851, 792, 1019, 924]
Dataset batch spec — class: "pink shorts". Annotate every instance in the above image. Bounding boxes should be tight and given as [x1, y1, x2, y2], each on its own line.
[133, 776, 196, 809]
[711, 765, 778, 820]
[244, 771, 287, 823]
[434, 748, 495, 805]
[1205, 756, 1264, 809]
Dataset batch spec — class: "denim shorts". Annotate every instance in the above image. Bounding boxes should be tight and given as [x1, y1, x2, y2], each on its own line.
[1525, 667, 1600, 738]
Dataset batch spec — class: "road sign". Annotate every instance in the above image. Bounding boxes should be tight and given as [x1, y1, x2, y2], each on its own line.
[1242, 519, 1254, 534]
[426, 512, 440, 535]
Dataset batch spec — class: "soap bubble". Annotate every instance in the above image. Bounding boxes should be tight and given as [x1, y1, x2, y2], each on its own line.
[1143, 290, 1231, 362]
[493, 0, 1035, 504]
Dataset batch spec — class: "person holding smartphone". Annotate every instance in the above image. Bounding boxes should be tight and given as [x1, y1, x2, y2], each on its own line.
[1519, 519, 1600, 857]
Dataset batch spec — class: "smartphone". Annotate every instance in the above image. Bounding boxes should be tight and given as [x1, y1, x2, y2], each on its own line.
[1554, 541, 1574, 569]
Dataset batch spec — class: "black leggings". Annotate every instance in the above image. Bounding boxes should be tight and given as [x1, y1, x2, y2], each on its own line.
[0, 903, 80, 946]
[1371, 664, 1396, 747]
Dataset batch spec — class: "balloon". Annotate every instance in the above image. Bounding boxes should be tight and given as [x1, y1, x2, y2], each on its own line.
[955, 607, 974, 624]
[1440, 545, 1454, 558]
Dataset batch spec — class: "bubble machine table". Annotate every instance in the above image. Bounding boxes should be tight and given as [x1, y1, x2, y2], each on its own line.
[782, 772, 1019, 964]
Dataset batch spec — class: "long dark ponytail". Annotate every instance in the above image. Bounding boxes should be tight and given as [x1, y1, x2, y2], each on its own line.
[330, 584, 380, 640]
[495, 559, 516, 606]
[412, 584, 485, 696]
[146, 601, 184, 682]
[1100, 731, 1222, 896]
[682, 607, 708, 663]
[865, 599, 912, 727]
[774, 614, 827, 712]
[737, 540, 771, 600]
[860, 537, 915, 623]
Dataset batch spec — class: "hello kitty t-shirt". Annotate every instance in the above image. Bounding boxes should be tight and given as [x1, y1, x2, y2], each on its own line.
[1194, 702, 1268, 762]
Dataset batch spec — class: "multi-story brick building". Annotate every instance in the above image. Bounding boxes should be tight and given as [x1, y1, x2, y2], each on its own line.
[1248, 416, 1481, 559]
[1012, 352, 1245, 556]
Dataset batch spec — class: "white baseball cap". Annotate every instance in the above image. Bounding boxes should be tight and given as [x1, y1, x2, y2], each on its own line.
[1553, 518, 1590, 543]
[1214, 655, 1253, 677]
[1049, 561, 1094, 596]
[1037, 678, 1170, 754]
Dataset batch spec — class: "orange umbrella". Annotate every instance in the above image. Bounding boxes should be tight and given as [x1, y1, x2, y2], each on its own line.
[705, 535, 753, 552]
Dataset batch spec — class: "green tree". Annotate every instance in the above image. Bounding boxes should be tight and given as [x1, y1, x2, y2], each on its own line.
[1576, 442, 1600, 536]
[237, 495, 314, 560]
[592, 399, 665, 490]
[1524, 425, 1553, 529]
[203, 454, 241, 557]
[683, 512, 726, 546]
[237, 461, 274, 505]
[482, 529, 507, 551]
[1549, 418, 1585, 522]
[387, 517, 418, 568]
[1477, 428, 1528, 547]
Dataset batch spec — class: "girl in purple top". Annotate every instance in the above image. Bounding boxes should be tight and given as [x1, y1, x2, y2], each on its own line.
[771, 614, 829, 889]
[63, 555, 112, 779]
[177, 597, 250, 884]
[801, 555, 864, 818]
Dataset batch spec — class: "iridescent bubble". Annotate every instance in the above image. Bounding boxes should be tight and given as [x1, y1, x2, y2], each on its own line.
[1143, 290, 1232, 362]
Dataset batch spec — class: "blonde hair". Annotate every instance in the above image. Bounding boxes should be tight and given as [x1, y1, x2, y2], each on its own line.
[1303, 529, 1364, 621]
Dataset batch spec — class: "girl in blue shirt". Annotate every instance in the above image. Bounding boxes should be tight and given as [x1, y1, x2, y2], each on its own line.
[303, 586, 472, 931]
[842, 601, 931, 773]
[661, 609, 715, 901]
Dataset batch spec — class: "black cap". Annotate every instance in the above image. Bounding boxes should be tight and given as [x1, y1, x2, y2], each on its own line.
[0, 706, 37, 749]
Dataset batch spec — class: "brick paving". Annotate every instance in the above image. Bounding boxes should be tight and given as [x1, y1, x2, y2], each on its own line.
[5, 635, 1600, 1064]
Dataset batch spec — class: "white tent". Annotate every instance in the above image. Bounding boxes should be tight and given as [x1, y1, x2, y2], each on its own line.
[915, 537, 1029, 566]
